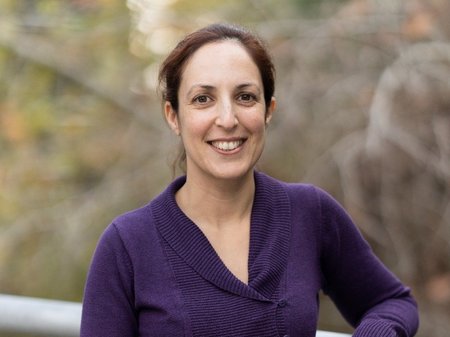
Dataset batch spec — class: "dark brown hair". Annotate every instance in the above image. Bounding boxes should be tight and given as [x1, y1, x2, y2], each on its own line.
[158, 23, 276, 173]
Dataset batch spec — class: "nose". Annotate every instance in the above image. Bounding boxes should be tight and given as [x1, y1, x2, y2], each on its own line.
[215, 99, 238, 129]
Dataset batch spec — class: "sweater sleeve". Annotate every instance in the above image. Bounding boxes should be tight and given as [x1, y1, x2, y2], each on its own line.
[317, 188, 419, 337]
[80, 223, 137, 337]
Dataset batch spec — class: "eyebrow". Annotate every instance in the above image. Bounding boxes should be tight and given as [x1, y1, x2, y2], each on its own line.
[185, 82, 262, 99]
[186, 84, 215, 99]
[236, 83, 261, 93]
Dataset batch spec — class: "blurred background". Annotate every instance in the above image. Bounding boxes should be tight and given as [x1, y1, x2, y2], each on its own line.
[0, 0, 449, 336]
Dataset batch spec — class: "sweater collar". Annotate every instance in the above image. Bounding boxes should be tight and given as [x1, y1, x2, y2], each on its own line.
[151, 171, 291, 302]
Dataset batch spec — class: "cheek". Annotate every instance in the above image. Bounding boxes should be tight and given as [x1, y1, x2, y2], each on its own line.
[178, 113, 211, 138]
[244, 114, 267, 134]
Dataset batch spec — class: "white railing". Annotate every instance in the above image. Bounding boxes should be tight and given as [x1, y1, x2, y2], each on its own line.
[0, 294, 351, 337]
[0, 294, 81, 336]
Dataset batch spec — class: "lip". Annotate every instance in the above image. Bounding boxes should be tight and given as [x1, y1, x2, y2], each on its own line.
[207, 137, 247, 153]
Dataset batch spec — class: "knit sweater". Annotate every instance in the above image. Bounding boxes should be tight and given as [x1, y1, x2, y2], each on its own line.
[81, 171, 419, 337]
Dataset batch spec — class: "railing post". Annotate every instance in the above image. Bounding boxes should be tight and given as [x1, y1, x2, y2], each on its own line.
[316, 331, 352, 337]
[0, 294, 81, 336]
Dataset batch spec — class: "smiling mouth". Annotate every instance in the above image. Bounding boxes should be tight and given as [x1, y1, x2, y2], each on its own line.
[209, 139, 245, 151]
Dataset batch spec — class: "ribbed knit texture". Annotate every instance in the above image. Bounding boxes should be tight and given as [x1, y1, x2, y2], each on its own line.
[151, 173, 291, 336]
[353, 319, 398, 337]
[80, 171, 419, 337]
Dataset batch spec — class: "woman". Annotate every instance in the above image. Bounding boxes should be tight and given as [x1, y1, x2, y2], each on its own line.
[81, 23, 419, 337]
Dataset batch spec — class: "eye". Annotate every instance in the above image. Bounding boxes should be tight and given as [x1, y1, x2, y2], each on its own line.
[193, 95, 212, 104]
[240, 94, 253, 101]
[237, 93, 257, 104]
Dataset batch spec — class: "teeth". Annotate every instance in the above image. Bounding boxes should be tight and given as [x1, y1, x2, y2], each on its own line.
[211, 140, 243, 151]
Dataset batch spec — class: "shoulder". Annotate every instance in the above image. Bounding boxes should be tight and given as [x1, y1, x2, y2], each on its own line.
[108, 176, 183, 242]
[94, 203, 156, 257]
[112, 203, 154, 234]
[256, 171, 336, 210]
[281, 179, 347, 218]
[255, 171, 316, 194]
[256, 172, 353, 237]
[101, 176, 185, 251]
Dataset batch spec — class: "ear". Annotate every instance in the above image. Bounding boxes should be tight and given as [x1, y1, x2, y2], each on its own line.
[164, 101, 180, 135]
[265, 96, 276, 125]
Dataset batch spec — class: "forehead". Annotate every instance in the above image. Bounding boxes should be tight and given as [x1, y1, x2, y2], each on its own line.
[180, 40, 262, 87]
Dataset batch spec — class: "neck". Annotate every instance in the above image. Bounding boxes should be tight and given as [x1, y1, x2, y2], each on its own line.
[176, 171, 255, 229]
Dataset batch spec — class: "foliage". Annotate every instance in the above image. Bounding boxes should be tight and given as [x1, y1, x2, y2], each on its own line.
[0, 0, 150, 301]
[0, 0, 449, 336]
[292, 0, 348, 16]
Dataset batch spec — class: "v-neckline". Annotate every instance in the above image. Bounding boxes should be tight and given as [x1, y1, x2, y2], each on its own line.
[151, 171, 292, 302]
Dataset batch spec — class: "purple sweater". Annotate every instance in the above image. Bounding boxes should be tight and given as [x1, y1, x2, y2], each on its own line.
[81, 171, 418, 337]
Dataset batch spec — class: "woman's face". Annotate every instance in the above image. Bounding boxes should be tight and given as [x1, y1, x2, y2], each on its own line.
[165, 40, 275, 183]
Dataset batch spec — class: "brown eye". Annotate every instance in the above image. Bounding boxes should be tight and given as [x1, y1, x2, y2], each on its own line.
[240, 94, 253, 101]
[237, 93, 257, 104]
[193, 95, 211, 104]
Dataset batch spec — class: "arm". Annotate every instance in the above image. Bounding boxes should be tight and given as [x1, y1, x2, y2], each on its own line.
[81, 223, 137, 337]
[318, 188, 419, 337]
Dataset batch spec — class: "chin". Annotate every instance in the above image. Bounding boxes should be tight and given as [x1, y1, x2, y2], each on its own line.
[209, 165, 254, 181]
